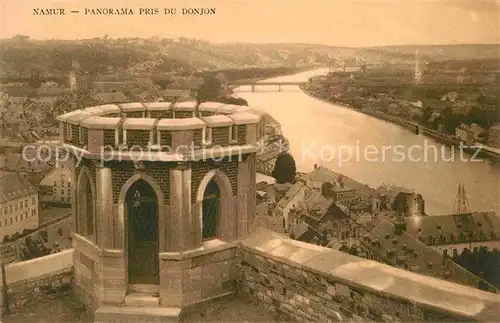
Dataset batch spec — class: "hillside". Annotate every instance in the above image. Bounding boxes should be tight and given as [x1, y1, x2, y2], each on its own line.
[367, 44, 500, 61]
[1, 36, 498, 82]
[0, 37, 344, 80]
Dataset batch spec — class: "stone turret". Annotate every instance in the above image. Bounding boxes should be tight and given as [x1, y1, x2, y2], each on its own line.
[56, 101, 264, 321]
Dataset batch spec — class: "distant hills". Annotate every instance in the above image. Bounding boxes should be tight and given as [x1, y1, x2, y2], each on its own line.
[366, 44, 500, 61]
[0, 36, 498, 81]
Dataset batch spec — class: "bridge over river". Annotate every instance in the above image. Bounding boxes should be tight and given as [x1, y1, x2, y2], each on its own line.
[230, 81, 306, 92]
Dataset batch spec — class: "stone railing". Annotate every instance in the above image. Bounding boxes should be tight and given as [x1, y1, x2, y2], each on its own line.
[237, 228, 500, 322]
[0, 249, 74, 311]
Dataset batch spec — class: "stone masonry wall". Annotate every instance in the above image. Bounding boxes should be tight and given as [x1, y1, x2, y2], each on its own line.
[237, 228, 500, 323]
[4, 270, 72, 312]
[191, 158, 238, 203]
[159, 242, 240, 307]
[0, 249, 73, 312]
[103, 129, 115, 147]
[107, 160, 172, 204]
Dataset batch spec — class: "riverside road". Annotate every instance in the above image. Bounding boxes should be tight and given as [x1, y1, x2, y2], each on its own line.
[236, 68, 500, 216]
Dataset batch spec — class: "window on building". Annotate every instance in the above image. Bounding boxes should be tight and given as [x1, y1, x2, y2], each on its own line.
[79, 127, 84, 145]
[32, 197, 35, 205]
[202, 180, 219, 241]
[229, 125, 238, 143]
[202, 127, 213, 146]
[115, 128, 123, 148]
[121, 129, 128, 147]
[9, 206, 13, 213]
[24, 200, 28, 208]
[443, 249, 448, 257]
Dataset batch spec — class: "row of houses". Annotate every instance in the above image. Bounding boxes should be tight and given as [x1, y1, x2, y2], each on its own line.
[256, 165, 425, 236]
[256, 165, 500, 293]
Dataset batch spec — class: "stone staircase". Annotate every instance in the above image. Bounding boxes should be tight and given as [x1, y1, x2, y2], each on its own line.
[94, 292, 181, 323]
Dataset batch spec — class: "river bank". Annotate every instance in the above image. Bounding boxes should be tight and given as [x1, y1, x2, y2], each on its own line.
[199, 65, 321, 83]
[300, 84, 500, 164]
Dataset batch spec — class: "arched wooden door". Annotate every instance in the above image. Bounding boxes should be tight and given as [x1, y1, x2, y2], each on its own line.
[126, 179, 159, 285]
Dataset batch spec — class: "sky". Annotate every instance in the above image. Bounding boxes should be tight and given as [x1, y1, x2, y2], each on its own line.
[1, 0, 499, 47]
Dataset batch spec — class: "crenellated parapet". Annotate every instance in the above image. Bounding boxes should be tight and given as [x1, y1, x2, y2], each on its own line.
[56, 101, 264, 160]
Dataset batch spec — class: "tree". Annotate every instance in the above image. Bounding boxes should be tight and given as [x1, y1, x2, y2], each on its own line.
[420, 106, 433, 126]
[271, 153, 296, 184]
[18, 237, 51, 261]
[195, 74, 221, 103]
[442, 107, 463, 134]
[194, 74, 248, 106]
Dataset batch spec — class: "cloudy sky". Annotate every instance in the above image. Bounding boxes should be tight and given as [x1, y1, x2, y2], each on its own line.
[1, 0, 499, 47]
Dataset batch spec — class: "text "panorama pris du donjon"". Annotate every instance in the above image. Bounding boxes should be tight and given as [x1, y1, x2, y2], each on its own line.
[32, 8, 217, 16]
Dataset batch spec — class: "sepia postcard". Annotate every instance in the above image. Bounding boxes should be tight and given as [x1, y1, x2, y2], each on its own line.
[0, 0, 499, 322]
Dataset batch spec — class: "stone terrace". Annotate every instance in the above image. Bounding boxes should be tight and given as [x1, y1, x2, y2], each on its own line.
[2, 229, 500, 322]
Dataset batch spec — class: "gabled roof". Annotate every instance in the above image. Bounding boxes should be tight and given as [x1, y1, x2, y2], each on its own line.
[301, 191, 334, 221]
[91, 91, 128, 103]
[304, 166, 338, 184]
[377, 184, 414, 204]
[404, 212, 500, 245]
[0, 171, 38, 204]
[361, 220, 496, 293]
[276, 182, 305, 209]
[296, 226, 324, 245]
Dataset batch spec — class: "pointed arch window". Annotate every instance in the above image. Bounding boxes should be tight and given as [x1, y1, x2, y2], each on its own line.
[202, 180, 220, 240]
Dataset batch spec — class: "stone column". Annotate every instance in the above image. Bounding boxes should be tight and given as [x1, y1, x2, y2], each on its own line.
[237, 156, 251, 239]
[181, 163, 194, 249]
[70, 154, 78, 240]
[247, 155, 256, 234]
[193, 199, 202, 248]
[245, 124, 257, 146]
[169, 166, 184, 251]
[95, 164, 114, 249]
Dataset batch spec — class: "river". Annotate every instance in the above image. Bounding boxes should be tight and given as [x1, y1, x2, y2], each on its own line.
[235, 68, 500, 216]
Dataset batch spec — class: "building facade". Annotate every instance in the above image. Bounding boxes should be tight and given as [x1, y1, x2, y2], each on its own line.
[0, 172, 39, 241]
[57, 101, 262, 314]
[487, 123, 500, 148]
[39, 168, 73, 204]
